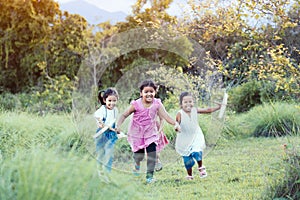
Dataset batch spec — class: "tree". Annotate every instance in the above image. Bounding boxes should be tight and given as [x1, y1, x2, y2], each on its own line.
[0, 0, 87, 93]
[45, 11, 87, 80]
[97, 0, 192, 87]
[0, 0, 60, 92]
[184, 0, 300, 99]
[221, 0, 300, 97]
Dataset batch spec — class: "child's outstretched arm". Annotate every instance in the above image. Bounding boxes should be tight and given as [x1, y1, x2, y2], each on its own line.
[116, 105, 135, 132]
[175, 112, 181, 125]
[197, 103, 221, 114]
[158, 105, 180, 132]
[157, 116, 164, 133]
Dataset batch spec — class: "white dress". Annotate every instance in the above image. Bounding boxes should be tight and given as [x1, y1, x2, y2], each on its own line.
[175, 107, 206, 156]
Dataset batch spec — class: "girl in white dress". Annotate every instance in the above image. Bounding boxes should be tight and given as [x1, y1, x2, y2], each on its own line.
[175, 92, 220, 180]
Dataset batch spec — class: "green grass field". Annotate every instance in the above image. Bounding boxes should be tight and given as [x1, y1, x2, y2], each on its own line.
[110, 136, 298, 200]
[0, 107, 299, 200]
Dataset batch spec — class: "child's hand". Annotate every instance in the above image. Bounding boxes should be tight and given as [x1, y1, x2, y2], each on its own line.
[98, 123, 105, 128]
[96, 118, 105, 128]
[174, 122, 181, 132]
[115, 127, 121, 134]
[158, 127, 163, 133]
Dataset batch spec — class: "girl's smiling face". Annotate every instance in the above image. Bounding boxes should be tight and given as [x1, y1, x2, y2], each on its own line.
[181, 95, 194, 113]
[141, 86, 156, 104]
[104, 95, 118, 110]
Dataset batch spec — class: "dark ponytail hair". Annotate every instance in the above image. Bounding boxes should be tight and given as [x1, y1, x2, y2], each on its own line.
[139, 79, 157, 92]
[179, 91, 192, 105]
[98, 88, 119, 105]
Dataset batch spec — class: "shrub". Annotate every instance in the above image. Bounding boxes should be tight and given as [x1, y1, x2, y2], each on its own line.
[229, 80, 295, 113]
[29, 75, 75, 114]
[163, 94, 179, 111]
[229, 80, 263, 113]
[221, 102, 300, 138]
[247, 102, 300, 137]
[114, 138, 132, 162]
[0, 92, 22, 111]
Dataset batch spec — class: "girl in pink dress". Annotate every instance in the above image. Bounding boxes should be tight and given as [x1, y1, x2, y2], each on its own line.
[117, 79, 180, 184]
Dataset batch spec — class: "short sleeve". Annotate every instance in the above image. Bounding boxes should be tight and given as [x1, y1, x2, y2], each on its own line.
[130, 99, 140, 111]
[94, 105, 105, 120]
[154, 98, 162, 109]
[94, 105, 106, 127]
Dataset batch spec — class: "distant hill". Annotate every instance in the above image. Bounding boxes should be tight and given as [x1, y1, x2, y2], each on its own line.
[59, 0, 127, 25]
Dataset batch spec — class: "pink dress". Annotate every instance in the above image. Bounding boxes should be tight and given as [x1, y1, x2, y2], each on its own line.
[127, 98, 162, 152]
[155, 121, 169, 152]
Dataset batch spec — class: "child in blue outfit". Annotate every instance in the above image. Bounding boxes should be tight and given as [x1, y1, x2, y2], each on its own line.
[94, 88, 119, 175]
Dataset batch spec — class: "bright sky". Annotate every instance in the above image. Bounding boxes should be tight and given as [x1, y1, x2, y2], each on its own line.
[56, 0, 136, 14]
[56, 0, 189, 15]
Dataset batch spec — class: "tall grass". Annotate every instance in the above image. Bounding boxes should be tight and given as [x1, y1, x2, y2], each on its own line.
[222, 102, 300, 138]
[0, 148, 142, 200]
[262, 141, 300, 199]
[0, 111, 86, 158]
[247, 102, 300, 137]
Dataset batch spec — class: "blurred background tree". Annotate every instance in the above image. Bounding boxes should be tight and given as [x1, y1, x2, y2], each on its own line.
[0, 0, 299, 113]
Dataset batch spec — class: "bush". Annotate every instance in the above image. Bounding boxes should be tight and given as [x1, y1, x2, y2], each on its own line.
[247, 102, 300, 137]
[0, 75, 75, 115]
[163, 94, 179, 111]
[114, 138, 132, 162]
[0, 92, 22, 111]
[221, 102, 300, 138]
[229, 80, 296, 113]
[229, 80, 262, 113]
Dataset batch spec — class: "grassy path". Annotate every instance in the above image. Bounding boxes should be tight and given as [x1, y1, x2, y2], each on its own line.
[124, 136, 299, 200]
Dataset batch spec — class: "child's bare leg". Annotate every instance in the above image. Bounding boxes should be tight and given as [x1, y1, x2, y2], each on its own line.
[196, 152, 207, 178]
[197, 160, 203, 169]
[183, 155, 195, 180]
[195, 151, 203, 169]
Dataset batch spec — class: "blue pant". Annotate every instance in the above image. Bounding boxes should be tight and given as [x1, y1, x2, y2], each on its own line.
[182, 151, 203, 170]
[95, 129, 118, 172]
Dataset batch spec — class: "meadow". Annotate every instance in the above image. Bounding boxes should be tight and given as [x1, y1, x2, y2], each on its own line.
[0, 102, 299, 200]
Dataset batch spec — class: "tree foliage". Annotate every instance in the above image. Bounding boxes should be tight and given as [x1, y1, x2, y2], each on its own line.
[100, 0, 192, 86]
[0, 0, 87, 93]
[1, 0, 299, 113]
[184, 0, 300, 99]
